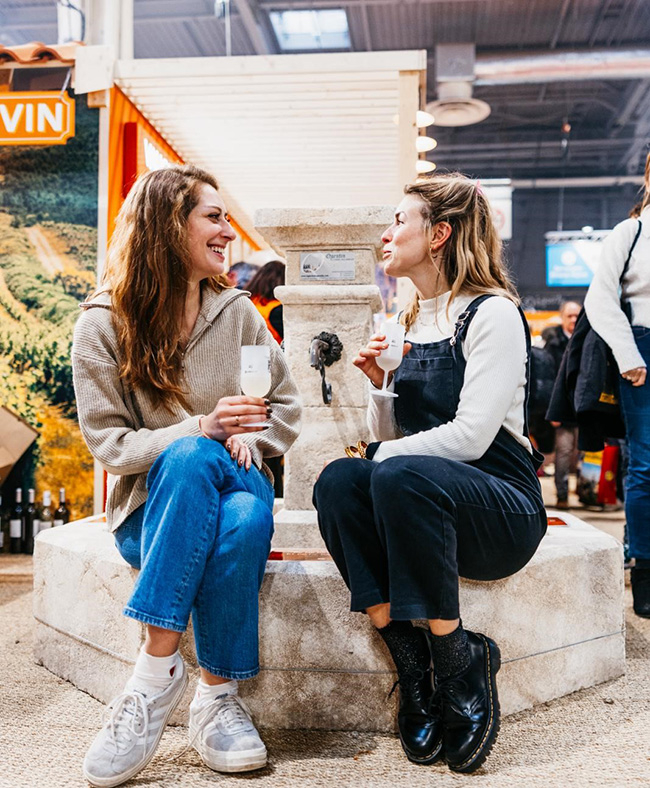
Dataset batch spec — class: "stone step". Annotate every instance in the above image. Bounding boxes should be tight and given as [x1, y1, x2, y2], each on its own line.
[33, 512, 625, 731]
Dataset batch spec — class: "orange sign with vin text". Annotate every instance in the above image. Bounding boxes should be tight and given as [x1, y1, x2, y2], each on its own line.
[0, 91, 75, 146]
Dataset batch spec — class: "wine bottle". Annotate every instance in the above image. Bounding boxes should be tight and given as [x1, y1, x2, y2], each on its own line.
[9, 488, 23, 554]
[0, 495, 9, 553]
[23, 488, 39, 555]
[54, 488, 70, 526]
[39, 491, 53, 531]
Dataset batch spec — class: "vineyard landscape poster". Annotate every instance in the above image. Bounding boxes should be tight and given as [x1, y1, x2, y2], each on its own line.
[0, 93, 98, 519]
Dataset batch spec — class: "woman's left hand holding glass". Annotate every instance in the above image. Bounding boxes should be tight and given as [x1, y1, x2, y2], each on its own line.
[200, 395, 271, 441]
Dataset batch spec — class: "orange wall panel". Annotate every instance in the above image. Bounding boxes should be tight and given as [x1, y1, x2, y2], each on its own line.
[107, 87, 258, 251]
[108, 87, 184, 240]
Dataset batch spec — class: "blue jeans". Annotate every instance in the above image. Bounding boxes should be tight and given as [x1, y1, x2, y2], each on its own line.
[619, 326, 650, 560]
[114, 436, 274, 679]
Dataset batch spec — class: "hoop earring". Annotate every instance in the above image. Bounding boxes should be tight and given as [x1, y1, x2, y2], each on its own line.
[429, 248, 441, 274]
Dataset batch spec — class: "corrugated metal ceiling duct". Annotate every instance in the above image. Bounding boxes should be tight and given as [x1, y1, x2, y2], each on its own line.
[475, 48, 650, 85]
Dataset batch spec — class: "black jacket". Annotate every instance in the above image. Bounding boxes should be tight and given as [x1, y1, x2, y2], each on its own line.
[546, 309, 625, 450]
[543, 325, 570, 374]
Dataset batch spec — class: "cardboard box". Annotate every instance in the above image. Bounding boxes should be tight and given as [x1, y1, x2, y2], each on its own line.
[0, 406, 39, 485]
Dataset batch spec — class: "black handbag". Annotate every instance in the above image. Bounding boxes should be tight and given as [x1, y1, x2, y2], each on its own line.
[546, 219, 642, 451]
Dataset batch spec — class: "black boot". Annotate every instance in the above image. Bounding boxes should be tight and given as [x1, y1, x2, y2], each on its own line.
[378, 622, 443, 765]
[436, 630, 501, 774]
[631, 566, 650, 618]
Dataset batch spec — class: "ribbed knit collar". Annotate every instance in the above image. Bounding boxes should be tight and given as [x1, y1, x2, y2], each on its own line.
[417, 291, 452, 325]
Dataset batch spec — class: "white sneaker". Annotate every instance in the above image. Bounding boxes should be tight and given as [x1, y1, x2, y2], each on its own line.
[189, 692, 267, 773]
[83, 660, 188, 787]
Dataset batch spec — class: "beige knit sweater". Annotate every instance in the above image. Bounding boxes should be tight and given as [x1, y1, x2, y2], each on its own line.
[72, 286, 302, 532]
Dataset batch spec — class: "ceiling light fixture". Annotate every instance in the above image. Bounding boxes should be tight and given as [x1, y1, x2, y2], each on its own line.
[416, 160, 436, 174]
[416, 136, 437, 152]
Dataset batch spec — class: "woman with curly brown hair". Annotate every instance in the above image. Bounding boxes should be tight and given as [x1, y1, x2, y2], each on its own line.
[73, 165, 301, 786]
[314, 172, 546, 774]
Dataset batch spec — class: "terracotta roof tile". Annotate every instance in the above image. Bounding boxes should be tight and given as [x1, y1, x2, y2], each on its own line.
[0, 42, 81, 65]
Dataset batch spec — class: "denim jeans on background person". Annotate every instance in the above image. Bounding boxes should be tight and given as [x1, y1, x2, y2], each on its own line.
[114, 436, 275, 680]
[619, 326, 650, 561]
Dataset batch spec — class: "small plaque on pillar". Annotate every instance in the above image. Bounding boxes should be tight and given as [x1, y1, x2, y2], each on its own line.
[300, 251, 356, 281]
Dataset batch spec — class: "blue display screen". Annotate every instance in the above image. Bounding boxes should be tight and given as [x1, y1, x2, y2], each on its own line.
[545, 239, 603, 288]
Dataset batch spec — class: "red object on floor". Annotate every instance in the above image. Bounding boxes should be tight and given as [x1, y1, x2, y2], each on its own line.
[268, 548, 331, 561]
[597, 444, 619, 505]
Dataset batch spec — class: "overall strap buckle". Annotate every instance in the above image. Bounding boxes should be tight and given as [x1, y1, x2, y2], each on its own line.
[450, 310, 471, 346]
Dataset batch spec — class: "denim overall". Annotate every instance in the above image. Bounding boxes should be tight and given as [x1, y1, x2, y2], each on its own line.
[315, 295, 548, 621]
[394, 294, 545, 503]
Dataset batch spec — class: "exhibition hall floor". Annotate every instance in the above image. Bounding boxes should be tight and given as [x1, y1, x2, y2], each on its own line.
[2, 483, 648, 788]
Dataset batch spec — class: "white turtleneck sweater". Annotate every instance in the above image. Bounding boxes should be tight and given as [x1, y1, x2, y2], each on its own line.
[369, 292, 531, 463]
[584, 207, 650, 374]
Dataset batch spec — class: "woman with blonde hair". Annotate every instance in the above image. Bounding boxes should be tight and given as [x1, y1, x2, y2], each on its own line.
[73, 165, 301, 786]
[314, 173, 546, 773]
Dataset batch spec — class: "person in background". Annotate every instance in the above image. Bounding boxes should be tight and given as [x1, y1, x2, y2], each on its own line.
[247, 259, 287, 496]
[314, 173, 547, 774]
[226, 260, 259, 289]
[73, 165, 301, 786]
[247, 260, 286, 344]
[545, 301, 581, 509]
[584, 152, 650, 618]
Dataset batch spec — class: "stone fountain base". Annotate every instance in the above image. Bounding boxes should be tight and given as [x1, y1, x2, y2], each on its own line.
[33, 512, 624, 731]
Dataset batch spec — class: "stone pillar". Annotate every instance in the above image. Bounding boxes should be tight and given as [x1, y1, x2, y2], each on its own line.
[255, 207, 390, 546]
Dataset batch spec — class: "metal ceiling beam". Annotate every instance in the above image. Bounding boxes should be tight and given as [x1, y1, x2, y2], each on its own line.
[358, 3, 373, 52]
[511, 176, 644, 188]
[259, 0, 488, 6]
[548, 0, 572, 49]
[0, 5, 56, 28]
[134, 0, 214, 17]
[434, 139, 638, 153]
[587, 0, 614, 47]
[232, 0, 276, 54]
[621, 101, 650, 173]
[609, 79, 650, 135]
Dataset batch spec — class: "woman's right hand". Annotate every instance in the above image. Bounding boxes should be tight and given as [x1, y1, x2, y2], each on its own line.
[353, 333, 412, 389]
[621, 366, 647, 387]
[201, 395, 270, 441]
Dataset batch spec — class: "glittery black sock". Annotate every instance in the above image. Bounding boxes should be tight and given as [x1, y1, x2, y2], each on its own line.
[377, 620, 431, 678]
[428, 623, 471, 681]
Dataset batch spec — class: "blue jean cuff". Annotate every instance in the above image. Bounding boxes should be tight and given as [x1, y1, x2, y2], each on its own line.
[123, 607, 187, 633]
[349, 590, 388, 612]
[197, 660, 260, 680]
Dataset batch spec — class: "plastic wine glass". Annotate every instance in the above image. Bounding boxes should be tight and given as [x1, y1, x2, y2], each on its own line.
[240, 345, 272, 426]
[372, 322, 405, 398]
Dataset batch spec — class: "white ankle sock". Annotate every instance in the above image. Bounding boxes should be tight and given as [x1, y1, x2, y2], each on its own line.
[191, 679, 238, 708]
[126, 647, 182, 697]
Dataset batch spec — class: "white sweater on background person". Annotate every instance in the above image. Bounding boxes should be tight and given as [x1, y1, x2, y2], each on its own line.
[369, 291, 532, 464]
[584, 207, 650, 374]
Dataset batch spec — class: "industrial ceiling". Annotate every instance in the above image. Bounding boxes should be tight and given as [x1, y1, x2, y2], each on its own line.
[1, 0, 650, 181]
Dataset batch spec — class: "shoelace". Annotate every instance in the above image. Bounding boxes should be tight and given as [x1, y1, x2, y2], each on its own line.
[102, 691, 149, 754]
[435, 677, 471, 714]
[388, 667, 430, 700]
[172, 694, 253, 763]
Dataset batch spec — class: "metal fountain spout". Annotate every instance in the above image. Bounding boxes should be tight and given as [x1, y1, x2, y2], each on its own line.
[309, 331, 343, 405]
